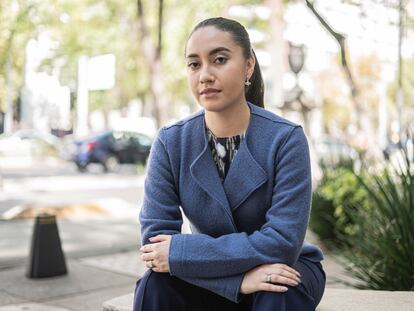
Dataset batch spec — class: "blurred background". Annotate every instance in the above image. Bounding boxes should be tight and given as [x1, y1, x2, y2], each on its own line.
[0, 0, 413, 310]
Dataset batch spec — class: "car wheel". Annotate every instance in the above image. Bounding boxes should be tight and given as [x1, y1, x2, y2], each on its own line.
[76, 163, 88, 172]
[103, 155, 120, 172]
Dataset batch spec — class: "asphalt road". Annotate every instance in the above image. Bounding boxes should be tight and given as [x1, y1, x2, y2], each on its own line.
[0, 159, 146, 216]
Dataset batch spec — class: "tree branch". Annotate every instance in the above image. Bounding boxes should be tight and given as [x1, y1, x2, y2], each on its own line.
[157, 0, 163, 58]
[305, 0, 344, 42]
[305, 0, 358, 98]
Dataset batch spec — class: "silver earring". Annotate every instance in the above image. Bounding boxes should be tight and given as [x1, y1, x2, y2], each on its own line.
[244, 78, 251, 86]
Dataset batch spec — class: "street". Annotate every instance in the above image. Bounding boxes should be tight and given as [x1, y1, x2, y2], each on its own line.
[0, 158, 146, 269]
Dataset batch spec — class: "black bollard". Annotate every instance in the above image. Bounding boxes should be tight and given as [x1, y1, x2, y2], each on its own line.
[26, 213, 68, 278]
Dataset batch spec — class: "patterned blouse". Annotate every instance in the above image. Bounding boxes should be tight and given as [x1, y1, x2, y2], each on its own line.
[206, 123, 246, 183]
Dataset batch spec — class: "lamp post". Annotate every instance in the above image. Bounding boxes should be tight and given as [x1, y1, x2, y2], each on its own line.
[283, 42, 313, 131]
[396, 0, 404, 142]
[288, 42, 305, 76]
[285, 42, 307, 108]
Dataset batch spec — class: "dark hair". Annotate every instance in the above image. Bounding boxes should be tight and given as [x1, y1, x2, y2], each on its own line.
[187, 17, 264, 108]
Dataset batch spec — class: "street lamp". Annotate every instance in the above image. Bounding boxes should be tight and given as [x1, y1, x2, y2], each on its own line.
[285, 42, 306, 105]
[283, 42, 313, 131]
[288, 42, 305, 75]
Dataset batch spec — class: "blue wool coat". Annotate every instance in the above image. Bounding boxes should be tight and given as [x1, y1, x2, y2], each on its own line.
[139, 101, 324, 303]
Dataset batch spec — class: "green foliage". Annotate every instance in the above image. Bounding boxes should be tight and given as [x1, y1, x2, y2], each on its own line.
[310, 163, 371, 247]
[342, 140, 414, 290]
[0, 0, 44, 112]
[309, 190, 336, 241]
[41, 0, 145, 110]
[0, 0, 283, 121]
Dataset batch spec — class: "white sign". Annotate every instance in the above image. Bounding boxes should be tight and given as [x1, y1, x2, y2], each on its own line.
[87, 54, 116, 91]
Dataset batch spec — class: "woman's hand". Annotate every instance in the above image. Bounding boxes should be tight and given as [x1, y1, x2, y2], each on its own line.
[140, 234, 172, 273]
[240, 263, 301, 294]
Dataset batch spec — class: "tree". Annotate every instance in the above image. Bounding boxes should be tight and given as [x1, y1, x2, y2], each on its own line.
[305, 0, 380, 157]
[0, 0, 41, 132]
[2, 0, 279, 132]
[136, 0, 168, 127]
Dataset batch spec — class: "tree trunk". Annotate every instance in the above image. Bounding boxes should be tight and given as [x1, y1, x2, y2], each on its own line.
[266, 0, 285, 110]
[136, 0, 169, 128]
[4, 45, 14, 133]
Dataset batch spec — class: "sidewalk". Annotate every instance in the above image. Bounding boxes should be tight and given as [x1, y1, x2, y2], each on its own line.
[0, 213, 144, 311]
[0, 161, 147, 310]
[0, 251, 143, 311]
[0, 216, 140, 270]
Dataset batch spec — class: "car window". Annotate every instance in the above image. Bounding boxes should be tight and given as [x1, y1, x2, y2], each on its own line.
[132, 133, 151, 147]
[113, 131, 129, 144]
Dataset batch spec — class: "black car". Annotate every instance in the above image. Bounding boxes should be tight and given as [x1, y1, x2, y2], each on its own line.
[72, 130, 152, 172]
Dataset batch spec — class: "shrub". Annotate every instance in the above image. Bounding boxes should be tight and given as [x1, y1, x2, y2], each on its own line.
[309, 190, 336, 241]
[310, 163, 370, 247]
[342, 141, 414, 290]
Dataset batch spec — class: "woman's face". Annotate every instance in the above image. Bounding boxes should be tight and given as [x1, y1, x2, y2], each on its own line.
[185, 26, 254, 112]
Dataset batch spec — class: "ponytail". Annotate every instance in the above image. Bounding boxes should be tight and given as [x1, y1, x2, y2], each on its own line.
[245, 49, 264, 108]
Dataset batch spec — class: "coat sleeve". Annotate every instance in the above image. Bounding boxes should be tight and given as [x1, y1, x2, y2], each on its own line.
[139, 127, 183, 246]
[139, 127, 245, 302]
[168, 126, 312, 278]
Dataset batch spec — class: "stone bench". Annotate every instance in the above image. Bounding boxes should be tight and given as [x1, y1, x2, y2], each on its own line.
[102, 288, 414, 310]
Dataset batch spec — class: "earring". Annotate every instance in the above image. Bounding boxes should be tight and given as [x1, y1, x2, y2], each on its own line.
[244, 78, 251, 86]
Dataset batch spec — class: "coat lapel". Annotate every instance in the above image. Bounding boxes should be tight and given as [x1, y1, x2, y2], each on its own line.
[189, 117, 232, 216]
[223, 116, 268, 211]
[190, 102, 268, 215]
[223, 102, 267, 211]
[190, 143, 231, 211]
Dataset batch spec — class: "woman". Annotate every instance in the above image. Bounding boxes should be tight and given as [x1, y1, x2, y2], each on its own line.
[134, 17, 326, 310]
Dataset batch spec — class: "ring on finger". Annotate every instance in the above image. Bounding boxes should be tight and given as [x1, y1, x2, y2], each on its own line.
[147, 260, 154, 269]
[265, 273, 272, 283]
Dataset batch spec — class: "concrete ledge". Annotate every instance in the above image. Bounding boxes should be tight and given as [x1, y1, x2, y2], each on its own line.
[103, 293, 134, 311]
[102, 288, 414, 311]
[317, 288, 414, 311]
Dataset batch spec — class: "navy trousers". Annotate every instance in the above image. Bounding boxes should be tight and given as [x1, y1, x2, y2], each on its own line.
[133, 258, 326, 311]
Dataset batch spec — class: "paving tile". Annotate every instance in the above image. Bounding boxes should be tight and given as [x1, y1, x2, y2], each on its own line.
[0, 291, 26, 306]
[48, 284, 134, 311]
[80, 251, 146, 278]
[0, 219, 139, 269]
[0, 303, 70, 311]
[0, 262, 136, 302]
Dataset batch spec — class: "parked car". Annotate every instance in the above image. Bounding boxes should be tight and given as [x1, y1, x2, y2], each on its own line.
[71, 130, 152, 172]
